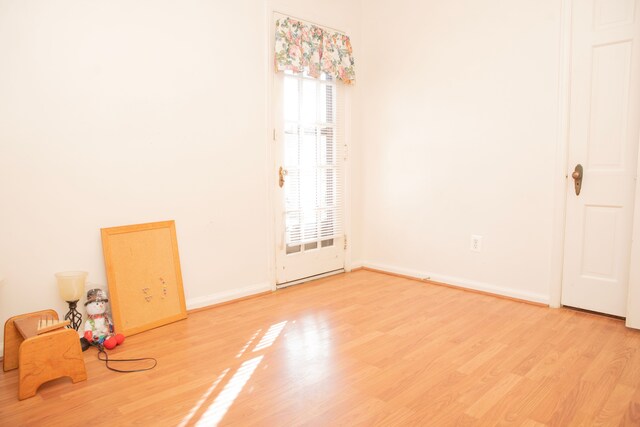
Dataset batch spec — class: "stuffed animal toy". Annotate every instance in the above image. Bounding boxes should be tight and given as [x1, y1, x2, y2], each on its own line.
[84, 288, 125, 350]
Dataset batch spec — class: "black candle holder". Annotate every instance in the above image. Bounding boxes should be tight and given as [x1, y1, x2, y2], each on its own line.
[64, 300, 82, 331]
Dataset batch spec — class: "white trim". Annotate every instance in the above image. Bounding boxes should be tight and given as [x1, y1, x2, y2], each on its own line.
[186, 282, 272, 311]
[0, 343, 3, 362]
[550, 0, 573, 309]
[343, 80, 353, 273]
[276, 269, 344, 289]
[361, 261, 550, 305]
[627, 134, 640, 329]
[266, 2, 277, 292]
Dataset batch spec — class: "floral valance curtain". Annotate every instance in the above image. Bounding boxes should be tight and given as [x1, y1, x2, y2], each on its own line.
[274, 17, 356, 85]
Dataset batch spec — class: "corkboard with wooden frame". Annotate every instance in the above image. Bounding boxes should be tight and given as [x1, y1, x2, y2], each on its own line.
[101, 220, 187, 336]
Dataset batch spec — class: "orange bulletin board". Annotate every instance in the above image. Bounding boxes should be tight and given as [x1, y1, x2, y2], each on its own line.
[101, 220, 187, 336]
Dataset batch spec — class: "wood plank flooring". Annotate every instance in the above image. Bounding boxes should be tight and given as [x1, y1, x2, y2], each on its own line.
[1, 270, 640, 426]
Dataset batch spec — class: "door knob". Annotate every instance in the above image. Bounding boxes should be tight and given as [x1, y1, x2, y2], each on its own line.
[572, 164, 583, 195]
[279, 166, 287, 188]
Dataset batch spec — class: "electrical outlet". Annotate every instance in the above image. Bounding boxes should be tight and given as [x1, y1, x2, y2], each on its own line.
[470, 235, 482, 252]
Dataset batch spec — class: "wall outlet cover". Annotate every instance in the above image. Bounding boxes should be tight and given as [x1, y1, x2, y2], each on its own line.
[471, 235, 483, 252]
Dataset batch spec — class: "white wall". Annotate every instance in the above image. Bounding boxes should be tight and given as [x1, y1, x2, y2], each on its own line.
[359, 0, 562, 303]
[0, 0, 362, 351]
[0, 0, 270, 327]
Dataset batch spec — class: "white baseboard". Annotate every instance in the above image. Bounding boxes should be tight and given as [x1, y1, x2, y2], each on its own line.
[361, 261, 550, 305]
[186, 282, 272, 311]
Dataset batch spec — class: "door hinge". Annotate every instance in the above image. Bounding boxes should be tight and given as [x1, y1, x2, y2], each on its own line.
[273, 128, 276, 141]
[344, 236, 348, 250]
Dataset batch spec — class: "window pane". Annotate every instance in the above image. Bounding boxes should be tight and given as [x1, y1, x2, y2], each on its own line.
[321, 239, 334, 247]
[319, 168, 336, 207]
[286, 244, 301, 254]
[319, 84, 334, 124]
[284, 168, 300, 211]
[284, 127, 299, 166]
[281, 72, 341, 246]
[285, 211, 301, 243]
[301, 209, 319, 242]
[284, 77, 299, 121]
[319, 127, 335, 165]
[301, 80, 317, 124]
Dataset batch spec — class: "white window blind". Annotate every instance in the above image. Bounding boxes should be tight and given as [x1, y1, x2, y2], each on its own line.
[283, 70, 345, 247]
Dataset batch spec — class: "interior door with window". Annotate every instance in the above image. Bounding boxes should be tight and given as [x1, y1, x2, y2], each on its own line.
[561, 0, 640, 316]
[274, 69, 345, 286]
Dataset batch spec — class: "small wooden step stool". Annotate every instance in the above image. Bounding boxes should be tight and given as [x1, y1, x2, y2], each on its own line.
[3, 309, 87, 400]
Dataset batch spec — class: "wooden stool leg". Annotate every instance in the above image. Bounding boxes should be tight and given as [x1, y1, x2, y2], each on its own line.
[18, 329, 87, 400]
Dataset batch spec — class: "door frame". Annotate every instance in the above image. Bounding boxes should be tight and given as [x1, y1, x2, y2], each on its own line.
[628, 142, 640, 327]
[264, 4, 353, 290]
[551, 0, 640, 327]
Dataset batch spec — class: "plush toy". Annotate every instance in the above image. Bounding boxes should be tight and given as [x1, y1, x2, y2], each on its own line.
[84, 288, 125, 350]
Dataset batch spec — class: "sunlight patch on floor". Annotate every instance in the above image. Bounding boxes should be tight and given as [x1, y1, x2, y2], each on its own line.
[178, 368, 230, 427]
[195, 355, 264, 426]
[253, 321, 287, 352]
[236, 329, 262, 358]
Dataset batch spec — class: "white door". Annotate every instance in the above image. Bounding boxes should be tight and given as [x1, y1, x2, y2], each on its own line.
[562, 0, 640, 316]
[273, 70, 346, 286]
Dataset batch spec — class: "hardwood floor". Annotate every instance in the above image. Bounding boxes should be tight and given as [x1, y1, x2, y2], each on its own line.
[1, 270, 640, 426]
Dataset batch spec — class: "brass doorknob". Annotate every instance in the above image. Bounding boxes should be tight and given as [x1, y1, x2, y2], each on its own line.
[572, 164, 583, 196]
[279, 166, 288, 188]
